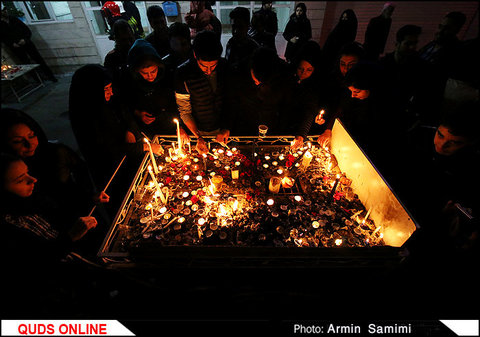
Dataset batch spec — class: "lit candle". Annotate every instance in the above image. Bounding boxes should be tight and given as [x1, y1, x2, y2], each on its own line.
[148, 165, 166, 203]
[231, 169, 239, 180]
[173, 118, 183, 155]
[144, 138, 159, 174]
[329, 174, 341, 200]
[266, 198, 274, 206]
[318, 109, 325, 120]
[302, 150, 313, 168]
[146, 203, 154, 220]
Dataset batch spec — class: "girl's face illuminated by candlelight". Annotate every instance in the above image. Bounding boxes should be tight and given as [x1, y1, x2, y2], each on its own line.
[434, 125, 471, 156]
[348, 86, 370, 100]
[6, 123, 39, 158]
[3, 159, 37, 198]
[297, 60, 314, 81]
[138, 65, 158, 82]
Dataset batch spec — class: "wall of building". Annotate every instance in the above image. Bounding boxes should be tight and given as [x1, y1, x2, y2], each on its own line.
[2, 2, 102, 75]
[319, 1, 479, 57]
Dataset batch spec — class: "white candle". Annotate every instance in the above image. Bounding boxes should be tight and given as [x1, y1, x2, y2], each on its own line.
[302, 150, 313, 168]
[144, 138, 159, 174]
[148, 165, 166, 204]
[173, 118, 182, 155]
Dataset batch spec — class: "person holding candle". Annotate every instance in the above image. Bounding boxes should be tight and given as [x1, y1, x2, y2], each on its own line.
[289, 41, 328, 151]
[0, 153, 105, 262]
[120, 39, 190, 158]
[227, 47, 297, 136]
[1, 109, 107, 223]
[174, 30, 230, 153]
[316, 42, 366, 148]
[0, 153, 113, 314]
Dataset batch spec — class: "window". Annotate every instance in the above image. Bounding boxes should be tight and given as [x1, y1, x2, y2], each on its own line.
[212, 1, 294, 34]
[12, 1, 73, 23]
[82, 1, 151, 36]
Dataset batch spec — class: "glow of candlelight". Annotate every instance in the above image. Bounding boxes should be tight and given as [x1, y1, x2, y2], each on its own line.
[294, 195, 302, 202]
[196, 175, 203, 181]
[302, 150, 313, 168]
[148, 165, 166, 203]
[232, 200, 239, 211]
[198, 218, 206, 226]
[144, 138, 159, 174]
[277, 169, 283, 175]
[267, 198, 274, 206]
[312, 221, 320, 228]
[173, 118, 183, 155]
[335, 238, 342, 246]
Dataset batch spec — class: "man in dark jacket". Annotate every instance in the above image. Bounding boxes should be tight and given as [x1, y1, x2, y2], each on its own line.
[363, 2, 395, 61]
[145, 5, 170, 58]
[254, 1, 278, 37]
[419, 11, 466, 77]
[1, 7, 57, 82]
[227, 47, 296, 136]
[174, 30, 229, 154]
[379, 25, 439, 128]
[104, 19, 135, 83]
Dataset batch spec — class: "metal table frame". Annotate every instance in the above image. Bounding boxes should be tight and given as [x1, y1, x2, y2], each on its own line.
[1, 64, 45, 102]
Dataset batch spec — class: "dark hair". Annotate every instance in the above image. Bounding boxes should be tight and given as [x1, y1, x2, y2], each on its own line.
[112, 19, 133, 39]
[439, 100, 480, 142]
[396, 24, 422, 43]
[168, 22, 191, 40]
[0, 109, 48, 154]
[192, 30, 223, 61]
[344, 61, 382, 91]
[338, 41, 365, 59]
[295, 3, 307, 15]
[229, 6, 250, 24]
[250, 47, 279, 83]
[445, 11, 467, 29]
[147, 5, 165, 21]
[0, 153, 22, 190]
[262, 1, 272, 6]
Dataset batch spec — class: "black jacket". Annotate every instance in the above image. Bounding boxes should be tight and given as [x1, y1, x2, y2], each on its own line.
[283, 14, 312, 61]
[174, 57, 227, 132]
[0, 16, 32, 48]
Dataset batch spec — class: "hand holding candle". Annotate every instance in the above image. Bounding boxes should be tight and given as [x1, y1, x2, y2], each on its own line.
[173, 118, 183, 155]
[315, 109, 326, 125]
[144, 137, 159, 174]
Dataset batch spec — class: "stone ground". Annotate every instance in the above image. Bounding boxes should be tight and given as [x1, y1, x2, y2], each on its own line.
[2, 72, 79, 154]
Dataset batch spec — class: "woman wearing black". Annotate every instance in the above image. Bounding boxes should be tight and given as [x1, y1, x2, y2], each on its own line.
[283, 3, 312, 63]
[0, 109, 103, 220]
[322, 9, 358, 71]
[119, 39, 189, 158]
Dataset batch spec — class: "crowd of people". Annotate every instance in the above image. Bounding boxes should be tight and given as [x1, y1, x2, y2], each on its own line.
[1, 1, 478, 276]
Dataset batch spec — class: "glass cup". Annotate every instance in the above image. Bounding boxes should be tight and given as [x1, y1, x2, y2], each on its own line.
[269, 177, 281, 194]
[258, 124, 268, 138]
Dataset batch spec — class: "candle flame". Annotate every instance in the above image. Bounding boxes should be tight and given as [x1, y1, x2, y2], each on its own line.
[173, 118, 179, 124]
[335, 238, 343, 246]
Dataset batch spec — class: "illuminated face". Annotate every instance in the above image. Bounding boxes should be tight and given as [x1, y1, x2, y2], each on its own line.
[104, 83, 113, 102]
[339, 55, 359, 77]
[296, 60, 314, 81]
[7, 123, 39, 158]
[3, 159, 37, 198]
[250, 69, 261, 85]
[139, 65, 158, 82]
[434, 125, 471, 156]
[295, 7, 304, 17]
[348, 86, 370, 100]
[196, 59, 218, 76]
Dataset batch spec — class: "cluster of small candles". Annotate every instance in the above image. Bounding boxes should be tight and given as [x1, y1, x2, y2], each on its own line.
[124, 126, 384, 249]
